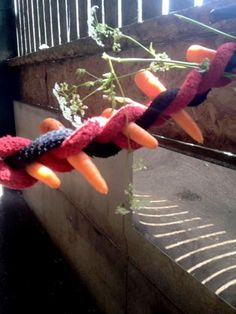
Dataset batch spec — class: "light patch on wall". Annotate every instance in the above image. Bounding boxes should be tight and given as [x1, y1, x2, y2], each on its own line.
[0, 186, 3, 199]
[194, 0, 204, 6]
[162, 0, 169, 15]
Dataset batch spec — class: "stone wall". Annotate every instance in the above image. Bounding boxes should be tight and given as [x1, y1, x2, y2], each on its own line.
[9, 0, 236, 153]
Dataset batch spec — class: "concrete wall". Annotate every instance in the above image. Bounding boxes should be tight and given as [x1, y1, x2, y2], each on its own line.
[14, 102, 236, 314]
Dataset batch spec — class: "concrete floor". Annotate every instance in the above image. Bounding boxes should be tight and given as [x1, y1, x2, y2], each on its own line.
[133, 147, 236, 309]
[1, 147, 235, 313]
[0, 188, 102, 314]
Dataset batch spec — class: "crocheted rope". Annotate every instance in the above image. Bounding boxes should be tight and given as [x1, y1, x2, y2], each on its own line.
[1, 42, 236, 190]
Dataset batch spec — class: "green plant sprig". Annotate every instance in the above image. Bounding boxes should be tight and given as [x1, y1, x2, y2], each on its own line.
[102, 53, 202, 69]
[54, 7, 236, 127]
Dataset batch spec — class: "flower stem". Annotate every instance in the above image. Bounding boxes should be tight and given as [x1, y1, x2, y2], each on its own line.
[82, 86, 102, 102]
[105, 53, 132, 149]
[84, 70, 99, 80]
[106, 55, 125, 98]
[121, 34, 156, 56]
[175, 14, 236, 40]
[103, 53, 200, 69]
[118, 69, 148, 80]
[104, 53, 236, 79]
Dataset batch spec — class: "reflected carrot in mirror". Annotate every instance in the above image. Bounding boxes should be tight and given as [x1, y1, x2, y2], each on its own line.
[134, 70, 204, 144]
[101, 108, 158, 149]
[39, 118, 108, 194]
[186, 45, 216, 63]
[26, 162, 61, 189]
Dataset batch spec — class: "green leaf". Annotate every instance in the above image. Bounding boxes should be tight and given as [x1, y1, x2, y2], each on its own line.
[115, 205, 130, 215]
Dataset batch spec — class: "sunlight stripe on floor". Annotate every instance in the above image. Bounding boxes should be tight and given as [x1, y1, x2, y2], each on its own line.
[140, 205, 179, 210]
[133, 194, 152, 198]
[166, 231, 226, 249]
[216, 279, 236, 295]
[154, 224, 214, 238]
[188, 251, 236, 273]
[202, 265, 236, 284]
[150, 200, 168, 203]
[133, 211, 188, 218]
[176, 239, 236, 262]
[139, 217, 201, 226]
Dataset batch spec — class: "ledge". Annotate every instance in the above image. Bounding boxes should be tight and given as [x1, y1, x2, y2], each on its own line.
[7, 0, 236, 67]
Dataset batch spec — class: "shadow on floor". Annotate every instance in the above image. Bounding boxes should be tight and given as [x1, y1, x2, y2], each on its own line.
[0, 188, 102, 314]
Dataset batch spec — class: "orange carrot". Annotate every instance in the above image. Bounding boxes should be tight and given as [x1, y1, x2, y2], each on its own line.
[26, 162, 61, 189]
[101, 108, 158, 149]
[123, 122, 158, 149]
[39, 118, 108, 194]
[134, 70, 166, 100]
[39, 118, 64, 134]
[67, 152, 108, 194]
[101, 108, 116, 118]
[171, 110, 203, 144]
[134, 70, 204, 144]
[186, 45, 216, 63]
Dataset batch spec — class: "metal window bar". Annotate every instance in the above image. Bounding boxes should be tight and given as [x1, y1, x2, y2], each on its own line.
[14, 0, 21, 56]
[13, 0, 205, 56]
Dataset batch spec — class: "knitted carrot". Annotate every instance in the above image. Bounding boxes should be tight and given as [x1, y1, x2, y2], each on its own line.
[186, 45, 216, 63]
[39, 118, 108, 194]
[101, 108, 158, 149]
[26, 162, 61, 189]
[134, 70, 204, 144]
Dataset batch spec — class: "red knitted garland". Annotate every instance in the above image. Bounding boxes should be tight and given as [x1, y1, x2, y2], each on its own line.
[1, 42, 235, 190]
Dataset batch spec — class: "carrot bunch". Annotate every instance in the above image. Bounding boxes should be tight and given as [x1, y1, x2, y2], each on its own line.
[37, 113, 158, 193]
[26, 44, 222, 191]
[39, 118, 108, 194]
[134, 70, 204, 144]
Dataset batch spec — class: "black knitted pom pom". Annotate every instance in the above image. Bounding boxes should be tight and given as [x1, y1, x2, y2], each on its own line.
[5, 128, 73, 169]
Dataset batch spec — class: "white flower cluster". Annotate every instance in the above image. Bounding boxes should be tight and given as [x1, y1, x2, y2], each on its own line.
[53, 83, 86, 128]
